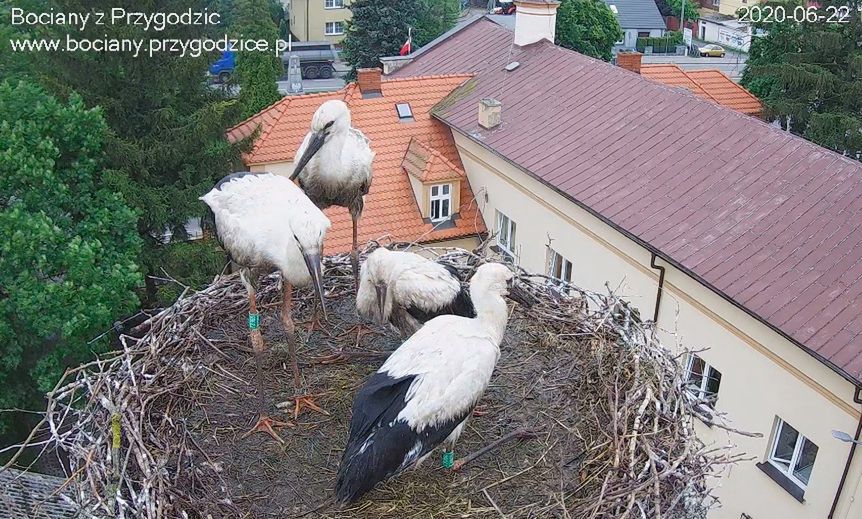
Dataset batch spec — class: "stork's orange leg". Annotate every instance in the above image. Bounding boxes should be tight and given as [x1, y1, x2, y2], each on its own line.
[350, 211, 360, 291]
[283, 281, 329, 420]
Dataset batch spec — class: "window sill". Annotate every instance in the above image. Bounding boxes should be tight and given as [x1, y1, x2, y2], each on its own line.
[756, 462, 805, 503]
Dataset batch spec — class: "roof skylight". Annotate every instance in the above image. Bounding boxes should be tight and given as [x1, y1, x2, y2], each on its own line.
[396, 103, 413, 120]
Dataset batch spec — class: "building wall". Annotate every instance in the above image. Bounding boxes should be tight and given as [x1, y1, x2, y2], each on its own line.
[699, 19, 752, 51]
[452, 131, 862, 519]
[288, 0, 351, 43]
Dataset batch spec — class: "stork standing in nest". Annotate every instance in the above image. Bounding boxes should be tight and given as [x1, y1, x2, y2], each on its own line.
[356, 247, 475, 337]
[201, 172, 331, 442]
[335, 263, 532, 503]
[291, 99, 374, 290]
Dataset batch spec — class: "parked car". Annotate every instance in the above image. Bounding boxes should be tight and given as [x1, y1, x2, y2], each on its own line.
[209, 50, 235, 83]
[493, 0, 516, 14]
[281, 41, 337, 79]
[699, 44, 726, 58]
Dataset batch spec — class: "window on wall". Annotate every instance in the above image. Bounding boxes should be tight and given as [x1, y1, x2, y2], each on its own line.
[496, 211, 517, 257]
[712, 0, 720, 6]
[683, 354, 722, 407]
[429, 184, 452, 222]
[547, 248, 573, 284]
[767, 419, 819, 490]
[637, 31, 650, 38]
[325, 21, 344, 35]
[324, 0, 344, 8]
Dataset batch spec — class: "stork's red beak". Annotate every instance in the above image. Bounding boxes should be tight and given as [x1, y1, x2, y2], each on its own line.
[303, 251, 327, 318]
[290, 131, 326, 181]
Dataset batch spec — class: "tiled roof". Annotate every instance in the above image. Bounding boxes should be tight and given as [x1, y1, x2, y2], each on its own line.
[603, 0, 667, 29]
[225, 75, 486, 254]
[396, 17, 862, 384]
[402, 138, 465, 183]
[641, 65, 762, 116]
[0, 469, 76, 518]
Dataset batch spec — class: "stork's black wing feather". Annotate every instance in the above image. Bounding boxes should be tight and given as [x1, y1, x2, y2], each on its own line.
[336, 372, 472, 503]
[403, 285, 476, 324]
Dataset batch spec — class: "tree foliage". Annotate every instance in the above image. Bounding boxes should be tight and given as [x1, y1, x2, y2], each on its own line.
[741, 0, 862, 160]
[413, 0, 461, 48]
[35, 0, 247, 303]
[342, 0, 420, 77]
[555, 0, 622, 62]
[0, 81, 142, 434]
[233, 0, 284, 118]
[666, 0, 700, 22]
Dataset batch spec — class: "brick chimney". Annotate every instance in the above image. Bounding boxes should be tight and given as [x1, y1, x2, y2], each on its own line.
[514, 0, 560, 47]
[357, 67, 382, 98]
[478, 98, 502, 129]
[616, 51, 643, 74]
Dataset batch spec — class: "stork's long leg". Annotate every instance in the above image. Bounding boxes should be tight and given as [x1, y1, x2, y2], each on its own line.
[282, 277, 330, 420]
[350, 210, 360, 291]
[240, 268, 293, 443]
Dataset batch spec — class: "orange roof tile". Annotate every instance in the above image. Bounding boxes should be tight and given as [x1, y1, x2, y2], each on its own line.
[225, 75, 486, 254]
[402, 137, 465, 183]
[641, 64, 762, 116]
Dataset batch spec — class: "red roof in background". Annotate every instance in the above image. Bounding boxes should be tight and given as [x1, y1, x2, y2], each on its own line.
[394, 17, 862, 383]
[226, 75, 486, 254]
[641, 65, 762, 116]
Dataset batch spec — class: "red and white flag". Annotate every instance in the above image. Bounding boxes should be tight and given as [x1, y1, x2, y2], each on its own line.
[399, 27, 412, 56]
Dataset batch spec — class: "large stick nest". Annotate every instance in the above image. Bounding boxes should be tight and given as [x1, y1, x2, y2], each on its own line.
[10, 245, 740, 518]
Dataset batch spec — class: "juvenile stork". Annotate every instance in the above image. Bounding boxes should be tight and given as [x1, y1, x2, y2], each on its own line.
[291, 99, 374, 289]
[356, 248, 475, 337]
[201, 172, 331, 441]
[335, 263, 531, 503]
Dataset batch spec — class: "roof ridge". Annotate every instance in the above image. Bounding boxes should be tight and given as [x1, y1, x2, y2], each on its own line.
[677, 66, 721, 105]
[686, 69, 764, 105]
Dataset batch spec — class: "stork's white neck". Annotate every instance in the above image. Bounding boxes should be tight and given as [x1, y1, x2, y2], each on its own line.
[318, 130, 347, 171]
[470, 287, 509, 345]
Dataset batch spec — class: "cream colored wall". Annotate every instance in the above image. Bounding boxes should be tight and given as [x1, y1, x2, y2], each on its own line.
[452, 131, 862, 519]
[717, 0, 747, 17]
[288, 0, 351, 42]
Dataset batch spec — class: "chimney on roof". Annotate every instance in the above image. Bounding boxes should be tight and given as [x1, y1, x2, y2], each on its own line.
[478, 98, 502, 129]
[616, 51, 643, 74]
[357, 67, 382, 98]
[514, 0, 560, 47]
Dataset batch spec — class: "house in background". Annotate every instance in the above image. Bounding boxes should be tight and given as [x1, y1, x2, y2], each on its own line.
[616, 51, 762, 116]
[388, 3, 862, 518]
[286, 0, 351, 43]
[225, 69, 485, 254]
[602, 0, 666, 52]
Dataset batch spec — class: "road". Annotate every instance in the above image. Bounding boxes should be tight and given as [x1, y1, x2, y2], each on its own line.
[641, 43, 748, 81]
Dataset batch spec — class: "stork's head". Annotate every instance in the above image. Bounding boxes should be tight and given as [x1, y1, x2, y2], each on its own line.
[291, 210, 331, 318]
[470, 263, 532, 307]
[363, 247, 395, 321]
[290, 100, 351, 181]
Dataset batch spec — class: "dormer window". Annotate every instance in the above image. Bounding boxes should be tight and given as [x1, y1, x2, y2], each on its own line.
[430, 183, 452, 221]
[396, 103, 414, 121]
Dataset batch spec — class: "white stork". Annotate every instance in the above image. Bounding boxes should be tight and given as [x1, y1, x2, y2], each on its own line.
[335, 263, 531, 503]
[356, 247, 475, 337]
[290, 99, 374, 289]
[200, 172, 331, 441]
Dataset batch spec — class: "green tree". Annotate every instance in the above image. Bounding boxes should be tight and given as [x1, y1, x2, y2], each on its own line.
[555, 0, 622, 61]
[233, 0, 284, 118]
[741, 0, 862, 160]
[34, 0, 246, 303]
[413, 0, 461, 48]
[665, 0, 699, 22]
[0, 81, 142, 434]
[342, 0, 420, 77]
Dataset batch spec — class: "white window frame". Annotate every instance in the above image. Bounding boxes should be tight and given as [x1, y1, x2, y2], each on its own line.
[324, 0, 344, 8]
[683, 354, 722, 407]
[768, 418, 818, 490]
[496, 211, 516, 257]
[429, 183, 453, 222]
[324, 21, 344, 35]
[547, 248, 573, 284]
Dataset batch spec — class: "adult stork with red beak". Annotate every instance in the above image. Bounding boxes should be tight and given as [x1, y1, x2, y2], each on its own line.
[291, 99, 374, 289]
[201, 172, 331, 442]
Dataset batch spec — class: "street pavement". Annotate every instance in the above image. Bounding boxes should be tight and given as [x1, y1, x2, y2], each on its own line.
[641, 42, 748, 81]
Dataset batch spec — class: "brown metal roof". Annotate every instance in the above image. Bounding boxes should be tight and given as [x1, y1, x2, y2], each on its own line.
[395, 18, 862, 384]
